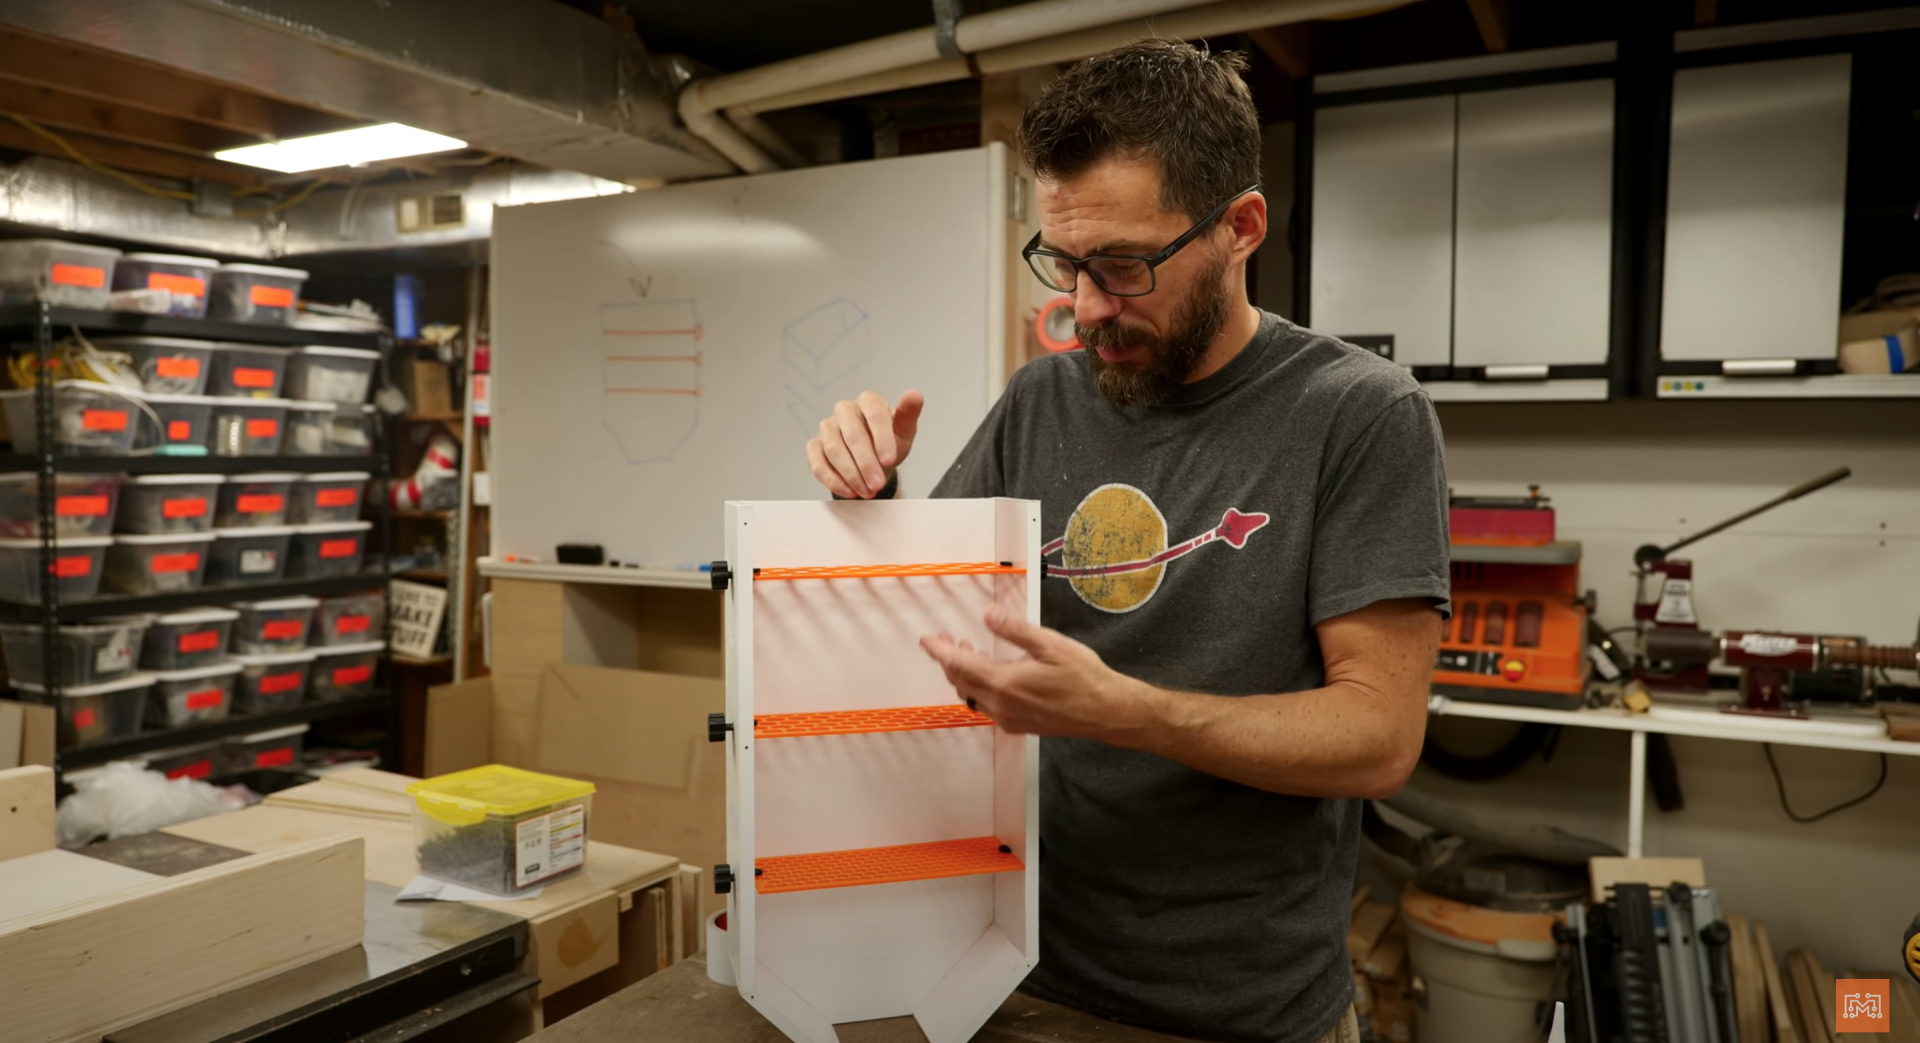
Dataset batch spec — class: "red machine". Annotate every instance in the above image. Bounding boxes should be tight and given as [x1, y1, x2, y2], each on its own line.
[1435, 489, 1592, 709]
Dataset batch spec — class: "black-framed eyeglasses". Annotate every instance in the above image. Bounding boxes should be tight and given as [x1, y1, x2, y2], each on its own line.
[1022, 184, 1260, 298]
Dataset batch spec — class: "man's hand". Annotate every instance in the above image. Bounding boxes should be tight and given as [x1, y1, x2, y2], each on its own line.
[806, 390, 924, 499]
[919, 606, 1151, 743]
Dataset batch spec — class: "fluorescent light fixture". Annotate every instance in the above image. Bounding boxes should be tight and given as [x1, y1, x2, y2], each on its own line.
[216, 123, 467, 173]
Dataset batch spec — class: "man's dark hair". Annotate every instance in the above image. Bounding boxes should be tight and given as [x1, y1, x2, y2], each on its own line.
[1019, 39, 1261, 221]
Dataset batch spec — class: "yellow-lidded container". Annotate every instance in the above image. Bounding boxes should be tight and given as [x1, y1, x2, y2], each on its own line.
[406, 765, 596, 895]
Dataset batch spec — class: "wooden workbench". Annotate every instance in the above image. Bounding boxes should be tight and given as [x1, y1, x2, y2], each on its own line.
[525, 956, 1207, 1043]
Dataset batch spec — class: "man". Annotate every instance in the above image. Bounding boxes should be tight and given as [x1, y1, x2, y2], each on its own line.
[804, 40, 1448, 1043]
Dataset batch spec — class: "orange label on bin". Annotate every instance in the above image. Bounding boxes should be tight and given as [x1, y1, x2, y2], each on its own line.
[319, 538, 358, 559]
[184, 689, 223, 710]
[82, 409, 128, 432]
[155, 356, 202, 378]
[148, 272, 206, 298]
[168, 420, 192, 441]
[52, 555, 92, 578]
[256, 747, 295, 768]
[250, 285, 296, 308]
[262, 620, 304, 640]
[245, 418, 279, 438]
[260, 672, 303, 694]
[72, 707, 97, 729]
[162, 496, 208, 519]
[56, 495, 109, 517]
[166, 760, 212, 780]
[232, 367, 275, 388]
[51, 263, 106, 288]
[151, 552, 200, 574]
[315, 488, 359, 508]
[178, 630, 220, 653]
[236, 494, 284, 514]
[336, 614, 371, 635]
[333, 664, 372, 686]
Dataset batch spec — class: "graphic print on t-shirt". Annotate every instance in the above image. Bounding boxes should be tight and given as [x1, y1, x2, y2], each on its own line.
[1044, 483, 1271, 613]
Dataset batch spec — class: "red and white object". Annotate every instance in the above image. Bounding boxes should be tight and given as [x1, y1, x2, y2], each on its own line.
[220, 724, 308, 773]
[150, 661, 241, 728]
[471, 335, 490, 430]
[206, 263, 307, 325]
[389, 433, 458, 511]
[206, 526, 295, 585]
[215, 472, 297, 528]
[209, 398, 292, 457]
[206, 344, 293, 398]
[310, 640, 383, 702]
[288, 521, 370, 578]
[14, 673, 152, 747]
[109, 255, 218, 319]
[0, 239, 119, 308]
[105, 533, 213, 594]
[231, 650, 317, 714]
[142, 608, 238, 670]
[293, 472, 370, 525]
[0, 471, 124, 538]
[0, 535, 110, 602]
[116, 474, 221, 535]
[315, 590, 384, 646]
[93, 335, 216, 393]
[232, 596, 318, 654]
[716, 499, 1039, 1043]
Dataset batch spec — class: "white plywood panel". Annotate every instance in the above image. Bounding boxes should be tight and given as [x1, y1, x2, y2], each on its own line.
[1454, 80, 1615, 367]
[755, 729, 993, 856]
[492, 146, 1003, 568]
[1661, 54, 1851, 362]
[1311, 95, 1456, 366]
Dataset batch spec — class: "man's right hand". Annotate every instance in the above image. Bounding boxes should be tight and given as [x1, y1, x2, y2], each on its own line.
[806, 390, 923, 499]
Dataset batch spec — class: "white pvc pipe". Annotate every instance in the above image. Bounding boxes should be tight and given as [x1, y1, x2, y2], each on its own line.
[677, 92, 784, 173]
[723, 108, 810, 167]
[738, 59, 971, 116]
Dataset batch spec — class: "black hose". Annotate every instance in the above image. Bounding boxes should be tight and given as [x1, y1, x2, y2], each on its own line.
[1382, 786, 1623, 866]
[1422, 721, 1557, 781]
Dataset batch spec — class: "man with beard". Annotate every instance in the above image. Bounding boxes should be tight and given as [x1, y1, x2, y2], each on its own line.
[803, 39, 1448, 1043]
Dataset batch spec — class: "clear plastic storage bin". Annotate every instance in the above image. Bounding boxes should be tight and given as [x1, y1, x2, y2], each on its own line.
[0, 239, 119, 307]
[209, 398, 290, 457]
[149, 660, 240, 728]
[230, 649, 315, 714]
[142, 607, 237, 670]
[0, 381, 142, 455]
[0, 615, 148, 686]
[316, 590, 385, 646]
[214, 473, 295, 528]
[206, 526, 293, 586]
[92, 336, 215, 394]
[116, 474, 220, 534]
[106, 532, 212, 594]
[310, 640, 382, 702]
[207, 344, 292, 399]
[285, 346, 380, 404]
[326, 405, 379, 456]
[232, 596, 317, 654]
[145, 740, 221, 780]
[407, 765, 595, 895]
[0, 535, 110, 602]
[281, 402, 337, 455]
[108, 254, 218, 318]
[221, 724, 307, 773]
[0, 471, 123, 537]
[291, 473, 368, 525]
[207, 263, 307, 325]
[289, 521, 370, 577]
[132, 394, 214, 455]
[15, 673, 152, 748]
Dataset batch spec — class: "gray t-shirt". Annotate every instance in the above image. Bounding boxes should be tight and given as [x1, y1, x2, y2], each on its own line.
[928, 310, 1450, 1043]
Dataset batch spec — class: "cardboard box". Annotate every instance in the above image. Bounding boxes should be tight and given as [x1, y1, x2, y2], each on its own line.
[395, 352, 453, 416]
[1837, 310, 1919, 374]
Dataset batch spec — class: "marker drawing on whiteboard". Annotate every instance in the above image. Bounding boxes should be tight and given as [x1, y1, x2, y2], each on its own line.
[783, 297, 871, 435]
[601, 298, 702, 463]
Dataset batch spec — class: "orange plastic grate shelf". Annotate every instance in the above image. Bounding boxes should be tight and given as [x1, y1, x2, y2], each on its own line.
[752, 562, 1025, 581]
[754, 704, 993, 738]
[755, 836, 1024, 895]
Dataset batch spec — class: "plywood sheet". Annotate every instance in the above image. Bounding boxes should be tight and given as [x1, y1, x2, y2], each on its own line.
[0, 764, 54, 861]
[533, 664, 721, 791]
[1755, 921, 1801, 1043]
[0, 848, 158, 924]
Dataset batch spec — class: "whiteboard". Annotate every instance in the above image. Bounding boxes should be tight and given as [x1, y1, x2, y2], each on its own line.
[491, 145, 1005, 568]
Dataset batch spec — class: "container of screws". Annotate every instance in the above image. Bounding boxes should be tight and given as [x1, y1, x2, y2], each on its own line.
[406, 765, 595, 896]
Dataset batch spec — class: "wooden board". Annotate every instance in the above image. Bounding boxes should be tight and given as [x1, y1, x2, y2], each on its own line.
[0, 836, 362, 1043]
[0, 848, 158, 923]
[1724, 914, 1770, 1043]
[1755, 921, 1802, 1043]
[1892, 977, 1920, 1043]
[1787, 948, 1836, 1043]
[1363, 920, 1409, 982]
[0, 764, 54, 862]
[489, 577, 566, 767]
[1588, 856, 1707, 904]
[1348, 899, 1396, 961]
[679, 864, 705, 957]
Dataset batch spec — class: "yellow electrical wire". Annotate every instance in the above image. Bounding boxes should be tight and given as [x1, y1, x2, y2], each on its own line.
[233, 175, 329, 218]
[4, 114, 195, 202]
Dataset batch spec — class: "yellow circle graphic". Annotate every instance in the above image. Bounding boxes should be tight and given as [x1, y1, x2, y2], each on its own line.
[1062, 484, 1168, 613]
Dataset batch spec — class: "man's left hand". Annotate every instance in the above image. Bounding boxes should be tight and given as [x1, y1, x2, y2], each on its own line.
[919, 606, 1146, 741]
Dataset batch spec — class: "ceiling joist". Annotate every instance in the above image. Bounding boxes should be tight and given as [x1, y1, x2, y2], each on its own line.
[0, 119, 263, 188]
[1248, 23, 1315, 79]
[1463, 0, 1513, 53]
[0, 27, 289, 140]
[0, 80, 254, 156]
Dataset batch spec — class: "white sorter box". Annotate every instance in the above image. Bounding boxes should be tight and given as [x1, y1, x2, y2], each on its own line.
[714, 498, 1039, 1043]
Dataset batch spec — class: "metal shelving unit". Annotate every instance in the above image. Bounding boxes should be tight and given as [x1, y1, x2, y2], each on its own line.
[0, 302, 399, 775]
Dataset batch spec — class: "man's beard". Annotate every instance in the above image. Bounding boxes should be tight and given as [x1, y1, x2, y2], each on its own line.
[1077, 249, 1231, 408]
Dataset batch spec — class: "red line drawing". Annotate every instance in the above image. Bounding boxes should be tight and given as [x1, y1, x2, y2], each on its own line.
[1043, 509, 1271, 578]
[605, 388, 700, 396]
[605, 327, 704, 337]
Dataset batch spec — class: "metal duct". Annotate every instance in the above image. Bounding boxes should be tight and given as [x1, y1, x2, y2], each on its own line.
[0, 0, 731, 184]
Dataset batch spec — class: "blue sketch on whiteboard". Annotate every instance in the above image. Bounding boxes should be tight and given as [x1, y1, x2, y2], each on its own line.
[601, 300, 701, 463]
[783, 298, 871, 435]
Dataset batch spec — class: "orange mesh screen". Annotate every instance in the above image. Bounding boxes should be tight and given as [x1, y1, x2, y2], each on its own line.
[756, 836, 1023, 895]
[755, 704, 992, 738]
[753, 562, 1025, 581]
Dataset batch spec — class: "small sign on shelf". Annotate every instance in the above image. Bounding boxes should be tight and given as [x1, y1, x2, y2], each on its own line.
[388, 579, 448, 659]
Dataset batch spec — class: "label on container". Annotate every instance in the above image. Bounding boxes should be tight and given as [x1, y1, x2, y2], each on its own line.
[155, 356, 202, 378]
[72, 706, 98, 729]
[163, 496, 208, 519]
[151, 552, 200, 574]
[52, 555, 92, 578]
[178, 630, 220, 653]
[82, 409, 128, 432]
[56, 495, 109, 517]
[236, 494, 284, 514]
[256, 746, 295, 768]
[319, 538, 358, 559]
[315, 488, 359, 508]
[336, 614, 371, 635]
[167, 420, 193, 441]
[240, 549, 278, 574]
[333, 664, 373, 686]
[184, 688, 223, 710]
[166, 760, 212, 780]
[94, 630, 134, 674]
[232, 367, 276, 389]
[246, 418, 279, 438]
[262, 620, 304, 640]
[260, 671, 303, 694]
[148, 273, 207, 298]
[51, 263, 106, 288]
[250, 285, 296, 308]
[515, 803, 587, 888]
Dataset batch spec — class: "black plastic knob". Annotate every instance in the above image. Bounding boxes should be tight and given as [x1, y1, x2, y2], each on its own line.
[708, 713, 732, 743]
[714, 863, 733, 894]
[710, 560, 731, 591]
